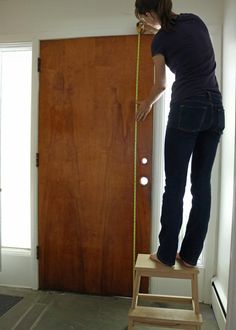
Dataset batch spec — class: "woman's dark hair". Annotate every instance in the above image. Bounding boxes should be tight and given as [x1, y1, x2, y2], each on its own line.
[135, 0, 176, 31]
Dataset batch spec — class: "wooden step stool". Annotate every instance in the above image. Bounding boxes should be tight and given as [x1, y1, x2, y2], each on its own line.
[128, 254, 203, 329]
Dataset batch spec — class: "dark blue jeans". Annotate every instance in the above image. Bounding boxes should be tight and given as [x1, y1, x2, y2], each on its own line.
[157, 91, 225, 266]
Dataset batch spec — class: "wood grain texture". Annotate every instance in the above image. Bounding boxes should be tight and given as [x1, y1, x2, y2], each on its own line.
[38, 35, 153, 296]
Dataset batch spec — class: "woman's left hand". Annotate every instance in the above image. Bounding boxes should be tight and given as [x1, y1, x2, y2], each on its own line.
[136, 100, 152, 121]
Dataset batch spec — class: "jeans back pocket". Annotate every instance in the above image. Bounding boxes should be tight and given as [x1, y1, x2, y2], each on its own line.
[178, 104, 208, 132]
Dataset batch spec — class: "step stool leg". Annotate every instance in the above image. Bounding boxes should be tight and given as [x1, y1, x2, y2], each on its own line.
[191, 273, 200, 314]
[128, 318, 134, 330]
[131, 270, 141, 309]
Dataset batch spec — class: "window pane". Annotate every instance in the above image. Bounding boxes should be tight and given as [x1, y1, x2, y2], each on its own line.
[0, 48, 32, 249]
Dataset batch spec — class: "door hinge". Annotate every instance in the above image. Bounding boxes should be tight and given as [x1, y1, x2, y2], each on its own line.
[36, 246, 40, 260]
[37, 57, 41, 72]
[36, 153, 39, 167]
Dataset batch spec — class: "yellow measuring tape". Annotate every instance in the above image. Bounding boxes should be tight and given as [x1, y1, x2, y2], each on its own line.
[133, 22, 143, 277]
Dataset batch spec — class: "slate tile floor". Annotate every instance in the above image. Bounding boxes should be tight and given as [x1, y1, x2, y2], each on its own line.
[0, 287, 219, 329]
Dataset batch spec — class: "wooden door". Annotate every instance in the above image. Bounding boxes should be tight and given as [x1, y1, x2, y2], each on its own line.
[38, 35, 153, 296]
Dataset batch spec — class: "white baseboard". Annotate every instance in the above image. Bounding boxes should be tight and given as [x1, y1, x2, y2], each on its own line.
[0, 251, 35, 289]
[211, 282, 226, 330]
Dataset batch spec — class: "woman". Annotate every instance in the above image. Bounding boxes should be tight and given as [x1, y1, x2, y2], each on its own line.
[135, 0, 225, 267]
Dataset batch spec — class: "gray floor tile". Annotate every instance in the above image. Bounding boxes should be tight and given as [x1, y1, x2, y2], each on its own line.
[0, 287, 219, 330]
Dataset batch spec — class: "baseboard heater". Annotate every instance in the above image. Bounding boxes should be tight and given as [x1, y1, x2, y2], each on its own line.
[211, 280, 227, 330]
[212, 281, 226, 318]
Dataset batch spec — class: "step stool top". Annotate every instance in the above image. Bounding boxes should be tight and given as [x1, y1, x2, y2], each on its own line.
[135, 254, 199, 276]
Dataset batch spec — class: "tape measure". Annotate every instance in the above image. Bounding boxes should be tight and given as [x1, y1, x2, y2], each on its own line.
[133, 22, 143, 276]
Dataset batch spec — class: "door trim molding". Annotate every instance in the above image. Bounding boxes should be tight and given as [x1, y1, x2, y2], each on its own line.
[30, 38, 40, 290]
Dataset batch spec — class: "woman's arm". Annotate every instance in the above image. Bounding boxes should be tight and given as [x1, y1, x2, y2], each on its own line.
[136, 54, 166, 121]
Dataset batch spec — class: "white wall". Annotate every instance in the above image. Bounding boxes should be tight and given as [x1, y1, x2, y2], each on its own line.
[213, 0, 236, 327]
[0, 0, 135, 38]
[219, 0, 236, 305]
[173, 0, 223, 25]
[0, 0, 223, 40]
[226, 141, 236, 329]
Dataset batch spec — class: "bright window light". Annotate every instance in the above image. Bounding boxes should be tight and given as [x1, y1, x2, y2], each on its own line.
[0, 45, 32, 249]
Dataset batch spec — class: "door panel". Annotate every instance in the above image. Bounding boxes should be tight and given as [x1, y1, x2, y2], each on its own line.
[38, 35, 153, 296]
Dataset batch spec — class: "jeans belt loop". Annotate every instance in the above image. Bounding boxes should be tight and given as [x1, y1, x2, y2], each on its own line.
[206, 91, 211, 100]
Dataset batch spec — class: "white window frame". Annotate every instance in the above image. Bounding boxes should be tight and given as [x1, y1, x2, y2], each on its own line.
[0, 41, 38, 289]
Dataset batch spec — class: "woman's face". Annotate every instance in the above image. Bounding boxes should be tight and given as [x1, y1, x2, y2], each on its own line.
[138, 11, 161, 29]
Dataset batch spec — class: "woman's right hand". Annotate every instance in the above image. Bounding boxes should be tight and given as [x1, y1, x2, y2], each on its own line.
[136, 100, 152, 122]
[139, 12, 161, 33]
[142, 22, 159, 34]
